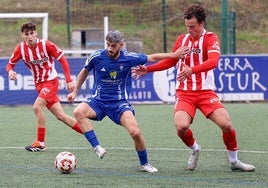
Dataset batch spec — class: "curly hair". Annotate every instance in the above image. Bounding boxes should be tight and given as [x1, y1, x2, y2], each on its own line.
[184, 4, 207, 24]
[21, 22, 36, 33]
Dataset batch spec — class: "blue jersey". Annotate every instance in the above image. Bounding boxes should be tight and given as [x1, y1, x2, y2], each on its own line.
[84, 49, 148, 101]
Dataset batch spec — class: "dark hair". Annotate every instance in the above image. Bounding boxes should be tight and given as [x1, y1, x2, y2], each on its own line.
[21, 22, 36, 33]
[184, 5, 207, 24]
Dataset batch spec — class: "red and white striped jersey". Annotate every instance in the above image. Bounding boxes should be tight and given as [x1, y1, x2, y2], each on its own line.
[7, 39, 64, 83]
[173, 29, 220, 91]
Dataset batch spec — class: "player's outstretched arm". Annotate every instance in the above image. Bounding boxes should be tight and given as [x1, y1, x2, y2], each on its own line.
[67, 68, 88, 103]
[147, 46, 189, 62]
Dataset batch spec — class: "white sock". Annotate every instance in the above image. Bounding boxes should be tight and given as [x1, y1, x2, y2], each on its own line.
[39, 141, 45, 147]
[228, 150, 238, 163]
[190, 141, 200, 151]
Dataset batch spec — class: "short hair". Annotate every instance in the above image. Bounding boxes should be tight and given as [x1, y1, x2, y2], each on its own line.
[21, 22, 36, 33]
[184, 4, 207, 24]
[106, 30, 124, 43]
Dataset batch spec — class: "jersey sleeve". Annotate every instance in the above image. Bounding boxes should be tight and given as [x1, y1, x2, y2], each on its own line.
[45, 40, 72, 82]
[84, 50, 101, 72]
[172, 35, 184, 52]
[58, 56, 72, 83]
[45, 40, 64, 60]
[133, 53, 147, 66]
[123, 50, 147, 67]
[6, 44, 22, 72]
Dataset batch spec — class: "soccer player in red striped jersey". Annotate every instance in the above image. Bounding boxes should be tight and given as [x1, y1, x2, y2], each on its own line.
[6, 22, 83, 152]
[132, 4, 255, 172]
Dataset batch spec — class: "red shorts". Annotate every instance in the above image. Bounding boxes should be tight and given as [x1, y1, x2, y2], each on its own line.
[35, 78, 60, 109]
[174, 90, 224, 119]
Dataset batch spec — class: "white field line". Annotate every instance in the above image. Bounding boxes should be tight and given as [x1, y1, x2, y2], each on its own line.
[0, 146, 267, 154]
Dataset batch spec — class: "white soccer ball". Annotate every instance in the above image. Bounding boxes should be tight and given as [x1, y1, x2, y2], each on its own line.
[55, 151, 77, 174]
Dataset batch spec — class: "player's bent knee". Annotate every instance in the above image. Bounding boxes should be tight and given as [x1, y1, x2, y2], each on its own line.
[33, 105, 42, 114]
[73, 108, 84, 119]
[129, 129, 141, 139]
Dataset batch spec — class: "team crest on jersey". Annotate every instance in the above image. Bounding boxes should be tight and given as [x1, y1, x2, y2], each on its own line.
[109, 71, 117, 79]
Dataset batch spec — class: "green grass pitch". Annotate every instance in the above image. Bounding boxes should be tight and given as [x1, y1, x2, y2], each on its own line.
[0, 103, 267, 188]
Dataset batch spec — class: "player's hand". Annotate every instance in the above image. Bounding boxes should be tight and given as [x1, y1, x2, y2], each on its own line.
[67, 91, 76, 103]
[177, 64, 193, 82]
[131, 65, 147, 79]
[8, 70, 17, 80]
[66, 81, 75, 92]
[174, 46, 190, 59]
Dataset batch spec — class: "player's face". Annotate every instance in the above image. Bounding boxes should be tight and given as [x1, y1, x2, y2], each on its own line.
[185, 18, 204, 39]
[106, 41, 123, 59]
[22, 30, 37, 47]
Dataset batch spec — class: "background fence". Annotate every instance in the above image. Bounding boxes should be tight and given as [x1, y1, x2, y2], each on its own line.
[1, 0, 266, 58]
[1, 0, 268, 105]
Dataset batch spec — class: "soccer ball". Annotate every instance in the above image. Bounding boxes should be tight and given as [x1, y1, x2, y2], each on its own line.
[55, 151, 77, 174]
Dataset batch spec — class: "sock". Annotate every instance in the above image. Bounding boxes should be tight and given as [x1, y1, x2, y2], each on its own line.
[71, 122, 83, 134]
[84, 130, 100, 148]
[39, 142, 45, 147]
[228, 150, 238, 163]
[177, 129, 195, 147]
[190, 141, 200, 151]
[222, 129, 238, 151]
[137, 149, 148, 165]
[37, 127, 45, 143]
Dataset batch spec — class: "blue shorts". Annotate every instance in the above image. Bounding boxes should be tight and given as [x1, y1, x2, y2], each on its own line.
[87, 98, 135, 125]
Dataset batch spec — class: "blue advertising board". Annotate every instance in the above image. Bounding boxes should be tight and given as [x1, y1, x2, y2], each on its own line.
[215, 55, 267, 101]
[0, 55, 267, 105]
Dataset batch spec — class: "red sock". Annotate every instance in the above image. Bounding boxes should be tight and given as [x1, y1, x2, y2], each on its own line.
[222, 129, 238, 151]
[177, 129, 195, 147]
[71, 122, 83, 134]
[37, 127, 46, 142]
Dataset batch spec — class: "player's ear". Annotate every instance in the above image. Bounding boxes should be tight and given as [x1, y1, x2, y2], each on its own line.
[200, 21, 205, 27]
[119, 41, 124, 48]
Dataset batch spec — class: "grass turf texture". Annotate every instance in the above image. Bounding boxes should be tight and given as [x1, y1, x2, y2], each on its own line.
[0, 103, 267, 188]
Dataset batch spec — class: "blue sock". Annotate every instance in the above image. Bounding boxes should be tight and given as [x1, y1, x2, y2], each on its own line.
[137, 149, 148, 165]
[84, 130, 99, 148]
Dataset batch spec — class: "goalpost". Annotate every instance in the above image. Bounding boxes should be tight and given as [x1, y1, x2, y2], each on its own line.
[0, 13, 48, 39]
[0, 13, 108, 56]
[0, 13, 48, 57]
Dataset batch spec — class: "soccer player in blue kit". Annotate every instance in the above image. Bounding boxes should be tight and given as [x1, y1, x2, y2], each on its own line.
[67, 30, 189, 173]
